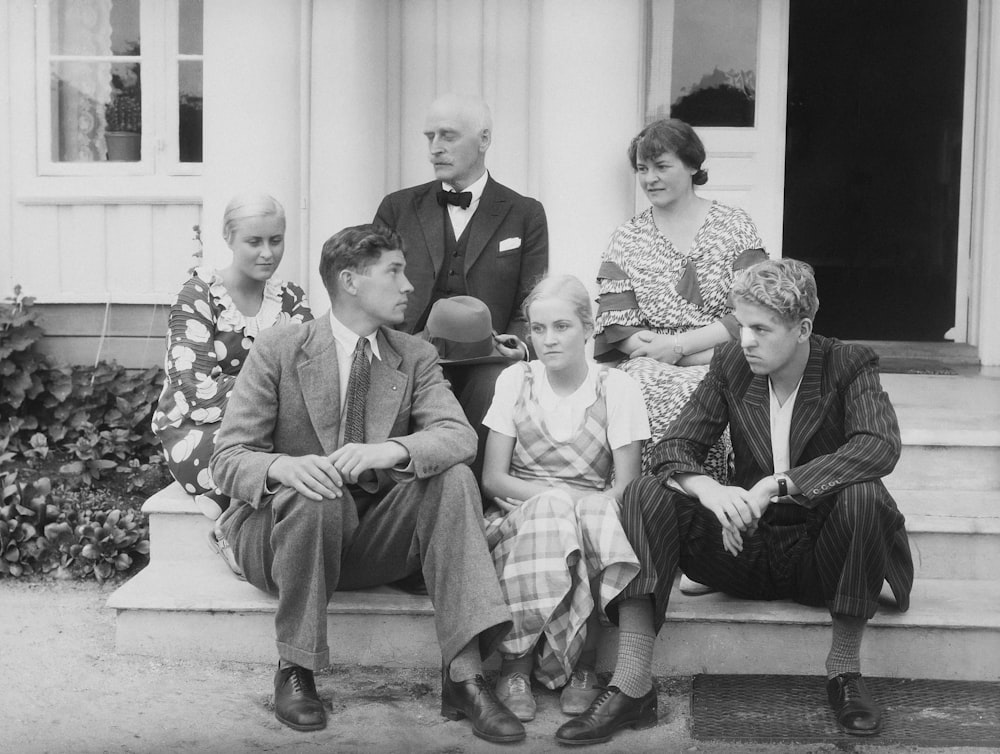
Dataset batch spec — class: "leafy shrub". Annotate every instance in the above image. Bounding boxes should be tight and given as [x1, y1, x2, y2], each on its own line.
[1, 470, 149, 580]
[1, 287, 165, 580]
[0, 286, 165, 480]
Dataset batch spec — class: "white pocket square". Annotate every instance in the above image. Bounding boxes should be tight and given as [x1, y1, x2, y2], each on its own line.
[498, 237, 522, 253]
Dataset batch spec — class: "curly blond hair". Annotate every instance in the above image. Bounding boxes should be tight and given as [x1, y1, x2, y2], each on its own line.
[731, 258, 819, 323]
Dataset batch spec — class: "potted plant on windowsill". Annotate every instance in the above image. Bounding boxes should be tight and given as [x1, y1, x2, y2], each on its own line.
[105, 64, 141, 162]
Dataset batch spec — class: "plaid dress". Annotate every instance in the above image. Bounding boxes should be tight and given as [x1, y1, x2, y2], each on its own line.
[484, 364, 641, 689]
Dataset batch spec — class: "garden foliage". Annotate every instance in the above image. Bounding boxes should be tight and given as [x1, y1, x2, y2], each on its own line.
[0, 287, 164, 579]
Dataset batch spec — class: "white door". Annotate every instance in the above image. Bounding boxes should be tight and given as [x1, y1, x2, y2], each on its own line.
[639, 0, 789, 255]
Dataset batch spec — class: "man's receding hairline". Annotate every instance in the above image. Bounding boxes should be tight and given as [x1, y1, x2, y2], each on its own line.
[427, 94, 492, 133]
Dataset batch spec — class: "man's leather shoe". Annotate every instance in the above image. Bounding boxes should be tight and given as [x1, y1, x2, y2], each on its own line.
[555, 686, 658, 745]
[274, 664, 327, 731]
[440, 670, 526, 743]
[827, 672, 882, 736]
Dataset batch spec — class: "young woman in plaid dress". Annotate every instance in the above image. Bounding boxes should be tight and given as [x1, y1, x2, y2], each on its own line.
[480, 275, 650, 721]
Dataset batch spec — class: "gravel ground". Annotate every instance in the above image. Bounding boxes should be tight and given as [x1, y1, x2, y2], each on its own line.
[1, 579, 994, 754]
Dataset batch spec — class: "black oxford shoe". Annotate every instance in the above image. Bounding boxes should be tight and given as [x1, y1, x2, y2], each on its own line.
[274, 664, 327, 731]
[440, 670, 526, 743]
[555, 686, 658, 745]
[827, 672, 883, 736]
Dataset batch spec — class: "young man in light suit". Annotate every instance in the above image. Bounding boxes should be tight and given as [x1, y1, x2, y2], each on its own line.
[555, 258, 913, 745]
[374, 94, 548, 480]
[210, 224, 525, 744]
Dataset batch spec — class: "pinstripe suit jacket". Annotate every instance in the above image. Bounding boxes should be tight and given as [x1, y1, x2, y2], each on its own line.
[649, 335, 902, 507]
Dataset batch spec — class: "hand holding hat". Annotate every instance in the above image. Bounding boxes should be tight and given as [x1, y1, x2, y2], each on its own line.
[424, 296, 523, 365]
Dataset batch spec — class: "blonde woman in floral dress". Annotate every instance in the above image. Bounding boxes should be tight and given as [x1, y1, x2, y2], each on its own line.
[595, 119, 766, 478]
[152, 193, 312, 520]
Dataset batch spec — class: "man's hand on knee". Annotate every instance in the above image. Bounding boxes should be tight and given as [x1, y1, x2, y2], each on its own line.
[267, 455, 345, 500]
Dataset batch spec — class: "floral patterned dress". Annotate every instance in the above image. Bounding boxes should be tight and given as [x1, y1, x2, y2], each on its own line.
[151, 267, 312, 516]
[594, 201, 765, 475]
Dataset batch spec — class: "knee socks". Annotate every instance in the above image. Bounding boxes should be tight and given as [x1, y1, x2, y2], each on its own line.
[826, 614, 867, 679]
[608, 598, 655, 698]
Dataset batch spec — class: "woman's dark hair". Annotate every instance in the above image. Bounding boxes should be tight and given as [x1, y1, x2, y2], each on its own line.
[627, 118, 708, 185]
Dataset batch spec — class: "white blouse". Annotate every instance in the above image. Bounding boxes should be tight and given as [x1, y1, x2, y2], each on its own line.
[483, 361, 651, 450]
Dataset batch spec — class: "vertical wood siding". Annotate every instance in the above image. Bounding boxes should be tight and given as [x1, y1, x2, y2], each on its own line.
[9, 203, 201, 305]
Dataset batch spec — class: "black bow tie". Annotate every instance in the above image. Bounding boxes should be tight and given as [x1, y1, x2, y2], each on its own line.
[436, 189, 473, 209]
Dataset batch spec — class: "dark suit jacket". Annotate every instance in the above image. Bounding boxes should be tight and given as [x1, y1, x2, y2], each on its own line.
[210, 316, 477, 508]
[374, 176, 548, 342]
[649, 335, 902, 507]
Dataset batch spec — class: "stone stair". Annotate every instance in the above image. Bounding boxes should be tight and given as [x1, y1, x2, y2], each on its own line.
[108, 372, 1000, 680]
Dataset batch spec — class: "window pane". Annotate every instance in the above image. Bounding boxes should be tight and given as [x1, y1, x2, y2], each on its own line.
[647, 0, 758, 127]
[50, 61, 141, 162]
[179, 0, 204, 55]
[49, 0, 140, 56]
[179, 61, 203, 162]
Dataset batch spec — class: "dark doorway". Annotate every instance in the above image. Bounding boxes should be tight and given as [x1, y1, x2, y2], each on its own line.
[783, 0, 967, 340]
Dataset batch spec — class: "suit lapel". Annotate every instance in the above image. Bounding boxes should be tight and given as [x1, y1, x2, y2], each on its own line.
[415, 184, 446, 276]
[789, 339, 826, 465]
[465, 177, 512, 271]
[366, 330, 407, 442]
[735, 368, 775, 473]
[298, 317, 341, 456]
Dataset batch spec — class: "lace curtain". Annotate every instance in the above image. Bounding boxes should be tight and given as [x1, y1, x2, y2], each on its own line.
[51, 0, 113, 161]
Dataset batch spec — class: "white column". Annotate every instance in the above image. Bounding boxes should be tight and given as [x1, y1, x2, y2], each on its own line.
[974, 3, 1000, 366]
[529, 0, 646, 291]
[0, 1, 12, 294]
[201, 0, 303, 276]
[307, 0, 392, 303]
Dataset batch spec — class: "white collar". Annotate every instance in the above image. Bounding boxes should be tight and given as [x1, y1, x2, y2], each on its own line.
[443, 170, 489, 203]
[328, 311, 381, 361]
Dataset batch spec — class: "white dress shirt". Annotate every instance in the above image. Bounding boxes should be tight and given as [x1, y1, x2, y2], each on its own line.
[442, 170, 488, 240]
[769, 376, 803, 473]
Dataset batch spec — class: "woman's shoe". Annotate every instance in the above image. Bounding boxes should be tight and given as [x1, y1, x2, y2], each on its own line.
[679, 573, 716, 596]
[495, 671, 536, 722]
[560, 666, 600, 715]
[208, 527, 245, 580]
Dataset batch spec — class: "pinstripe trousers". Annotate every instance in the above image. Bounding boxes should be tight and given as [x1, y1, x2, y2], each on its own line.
[608, 476, 913, 632]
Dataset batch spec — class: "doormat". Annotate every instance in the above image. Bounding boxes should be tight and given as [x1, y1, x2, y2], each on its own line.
[878, 357, 958, 375]
[691, 675, 1000, 747]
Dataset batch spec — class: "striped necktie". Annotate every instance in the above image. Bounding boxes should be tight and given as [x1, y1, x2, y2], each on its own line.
[343, 337, 370, 444]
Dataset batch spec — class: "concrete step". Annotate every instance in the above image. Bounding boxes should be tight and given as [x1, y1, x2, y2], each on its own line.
[144, 482, 1000, 580]
[887, 444, 1000, 491]
[107, 557, 1000, 681]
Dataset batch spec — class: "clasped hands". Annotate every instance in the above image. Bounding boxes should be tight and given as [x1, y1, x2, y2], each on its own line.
[267, 442, 409, 501]
[698, 478, 776, 556]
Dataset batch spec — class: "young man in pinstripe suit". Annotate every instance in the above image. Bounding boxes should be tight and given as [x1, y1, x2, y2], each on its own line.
[555, 258, 913, 745]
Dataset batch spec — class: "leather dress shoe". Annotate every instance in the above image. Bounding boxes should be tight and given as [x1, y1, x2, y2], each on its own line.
[440, 670, 526, 743]
[555, 686, 658, 745]
[826, 672, 883, 736]
[274, 664, 327, 731]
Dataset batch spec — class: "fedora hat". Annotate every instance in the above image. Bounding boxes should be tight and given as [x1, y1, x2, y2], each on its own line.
[424, 296, 508, 365]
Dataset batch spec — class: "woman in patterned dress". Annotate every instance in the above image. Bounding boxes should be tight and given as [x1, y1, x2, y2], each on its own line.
[481, 275, 650, 722]
[152, 192, 313, 520]
[595, 118, 766, 477]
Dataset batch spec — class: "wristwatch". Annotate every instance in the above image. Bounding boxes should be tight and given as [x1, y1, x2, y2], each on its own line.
[773, 473, 789, 497]
[673, 334, 685, 357]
